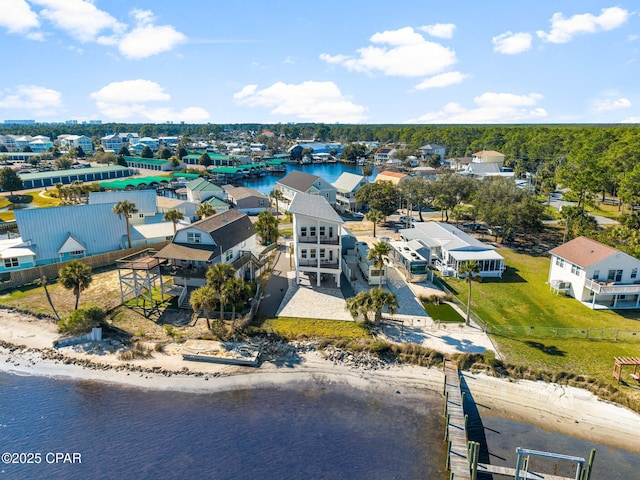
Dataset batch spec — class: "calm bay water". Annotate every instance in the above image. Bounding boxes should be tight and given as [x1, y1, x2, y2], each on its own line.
[240, 162, 373, 195]
[1, 372, 639, 479]
[0, 372, 443, 480]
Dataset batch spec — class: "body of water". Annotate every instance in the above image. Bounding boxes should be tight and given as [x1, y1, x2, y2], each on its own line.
[239, 162, 372, 196]
[1, 372, 638, 479]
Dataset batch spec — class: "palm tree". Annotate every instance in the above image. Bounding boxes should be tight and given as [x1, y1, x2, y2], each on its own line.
[366, 208, 385, 238]
[113, 200, 138, 248]
[269, 188, 284, 215]
[190, 286, 217, 329]
[255, 210, 279, 245]
[206, 262, 236, 320]
[345, 289, 397, 325]
[221, 277, 251, 324]
[38, 274, 60, 321]
[58, 260, 93, 310]
[458, 260, 480, 326]
[195, 203, 216, 219]
[163, 209, 184, 236]
[367, 241, 390, 289]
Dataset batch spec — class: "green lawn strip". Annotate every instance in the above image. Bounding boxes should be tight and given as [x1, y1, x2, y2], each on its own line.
[423, 302, 464, 322]
[256, 317, 371, 340]
[445, 248, 640, 330]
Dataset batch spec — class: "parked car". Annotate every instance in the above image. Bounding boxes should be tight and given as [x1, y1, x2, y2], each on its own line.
[399, 216, 416, 223]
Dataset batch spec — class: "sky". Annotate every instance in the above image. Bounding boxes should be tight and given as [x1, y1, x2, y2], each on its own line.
[1, 0, 639, 125]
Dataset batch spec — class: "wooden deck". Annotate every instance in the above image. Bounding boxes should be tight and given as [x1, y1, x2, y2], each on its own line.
[444, 360, 471, 480]
[477, 463, 576, 480]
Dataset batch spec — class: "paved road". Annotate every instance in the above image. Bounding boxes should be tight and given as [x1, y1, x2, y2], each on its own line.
[257, 244, 290, 318]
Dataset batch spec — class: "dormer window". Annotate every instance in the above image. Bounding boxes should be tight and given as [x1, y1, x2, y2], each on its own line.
[187, 232, 201, 244]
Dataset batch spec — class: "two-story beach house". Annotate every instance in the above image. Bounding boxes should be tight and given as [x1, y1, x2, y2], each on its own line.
[332, 172, 368, 213]
[400, 221, 504, 278]
[222, 185, 268, 215]
[288, 192, 343, 287]
[548, 236, 640, 309]
[276, 170, 336, 205]
[154, 209, 257, 286]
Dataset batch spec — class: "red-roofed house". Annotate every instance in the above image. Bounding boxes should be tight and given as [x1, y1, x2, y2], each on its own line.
[548, 236, 640, 309]
[375, 170, 409, 186]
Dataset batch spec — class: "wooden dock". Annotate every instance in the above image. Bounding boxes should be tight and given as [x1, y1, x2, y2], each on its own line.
[477, 463, 576, 479]
[443, 360, 472, 480]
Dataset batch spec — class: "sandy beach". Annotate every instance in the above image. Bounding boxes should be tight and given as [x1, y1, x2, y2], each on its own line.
[2, 309, 640, 454]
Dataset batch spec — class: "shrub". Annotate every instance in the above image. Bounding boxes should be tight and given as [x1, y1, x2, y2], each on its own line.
[117, 342, 153, 360]
[58, 306, 105, 335]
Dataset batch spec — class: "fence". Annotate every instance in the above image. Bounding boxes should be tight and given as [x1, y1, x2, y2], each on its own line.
[3, 241, 170, 290]
[488, 324, 640, 343]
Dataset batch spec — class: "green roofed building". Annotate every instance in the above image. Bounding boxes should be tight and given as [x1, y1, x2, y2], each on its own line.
[99, 176, 171, 190]
[20, 165, 134, 189]
[124, 156, 181, 171]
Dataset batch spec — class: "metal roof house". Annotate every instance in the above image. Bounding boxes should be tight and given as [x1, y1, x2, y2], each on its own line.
[154, 209, 258, 287]
[288, 192, 343, 287]
[548, 236, 640, 309]
[88, 190, 158, 225]
[400, 221, 504, 278]
[185, 177, 225, 203]
[0, 237, 36, 273]
[332, 172, 367, 213]
[276, 170, 336, 205]
[14, 203, 128, 265]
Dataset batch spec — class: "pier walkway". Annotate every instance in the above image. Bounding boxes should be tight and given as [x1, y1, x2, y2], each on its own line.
[443, 360, 472, 480]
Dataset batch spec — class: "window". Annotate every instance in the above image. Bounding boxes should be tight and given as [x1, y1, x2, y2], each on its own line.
[571, 264, 581, 275]
[608, 269, 623, 282]
[593, 270, 599, 280]
[259, 199, 265, 206]
[310, 226, 316, 237]
[320, 249, 326, 259]
[187, 232, 201, 244]
[138, 213, 144, 218]
[4, 258, 18, 268]
[225, 249, 233, 262]
[300, 227, 307, 237]
[301, 249, 307, 259]
[632, 268, 638, 279]
[320, 226, 325, 237]
[71, 250, 84, 256]
[555, 257, 564, 267]
[310, 249, 317, 259]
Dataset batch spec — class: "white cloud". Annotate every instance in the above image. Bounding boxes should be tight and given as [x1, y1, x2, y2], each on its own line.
[537, 7, 629, 44]
[493, 31, 532, 54]
[0, 85, 63, 117]
[620, 116, 640, 123]
[90, 80, 209, 123]
[414, 71, 469, 90]
[419, 23, 456, 39]
[320, 26, 456, 77]
[118, 24, 187, 59]
[32, 0, 126, 43]
[593, 97, 632, 113]
[0, 0, 40, 34]
[409, 92, 547, 123]
[233, 81, 368, 123]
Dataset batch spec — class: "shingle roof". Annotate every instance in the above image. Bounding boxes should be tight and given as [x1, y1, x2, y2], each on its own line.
[332, 172, 365, 193]
[223, 185, 267, 201]
[549, 236, 621, 268]
[288, 192, 343, 224]
[277, 170, 320, 192]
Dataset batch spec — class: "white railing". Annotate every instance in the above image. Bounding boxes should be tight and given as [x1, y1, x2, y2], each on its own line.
[177, 285, 188, 307]
[585, 278, 640, 294]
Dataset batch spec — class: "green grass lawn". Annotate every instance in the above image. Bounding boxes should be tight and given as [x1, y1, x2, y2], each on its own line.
[423, 302, 464, 322]
[255, 317, 371, 340]
[444, 249, 640, 330]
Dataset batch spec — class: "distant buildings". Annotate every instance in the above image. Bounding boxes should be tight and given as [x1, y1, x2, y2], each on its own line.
[375, 170, 409, 186]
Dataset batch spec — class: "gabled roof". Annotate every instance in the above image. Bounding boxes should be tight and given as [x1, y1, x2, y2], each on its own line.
[549, 236, 625, 268]
[288, 192, 343, 224]
[376, 170, 407, 179]
[58, 234, 86, 254]
[277, 170, 321, 192]
[473, 150, 505, 157]
[187, 177, 224, 193]
[419, 144, 444, 150]
[403, 221, 498, 253]
[222, 185, 267, 201]
[332, 172, 366, 193]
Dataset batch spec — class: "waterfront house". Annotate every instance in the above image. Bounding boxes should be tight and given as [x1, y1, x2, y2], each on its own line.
[0, 236, 36, 273]
[548, 236, 640, 309]
[185, 177, 225, 203]
[400, 221, 504, 278]
[222, 185, 268, 215]
[288, 192, 343, 287]
[373, 147, 396, 163]
[154, 209, 258, 286]
[332, 172, 368, 213]
[276, 170, 336, 205]
[15, 203, 128, 265]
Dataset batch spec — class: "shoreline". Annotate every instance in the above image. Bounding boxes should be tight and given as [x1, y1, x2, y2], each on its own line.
[2, 311, 640, 454]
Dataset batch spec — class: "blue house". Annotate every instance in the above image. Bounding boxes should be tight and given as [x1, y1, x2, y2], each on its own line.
[0, 237, 36, 273]
[14, 203, 128, 265]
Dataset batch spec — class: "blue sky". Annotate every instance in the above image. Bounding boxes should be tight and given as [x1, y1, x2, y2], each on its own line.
[1, 0, 639, 124]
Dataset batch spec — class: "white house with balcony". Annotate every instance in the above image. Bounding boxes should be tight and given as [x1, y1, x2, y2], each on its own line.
[332, 172, 367, 213]
[58, 134, 94, 152]
[288, 192, 343, 287]
[548, 236, 640, 309]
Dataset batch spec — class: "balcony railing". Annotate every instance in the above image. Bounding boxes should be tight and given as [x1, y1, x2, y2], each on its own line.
[298, 260, 339, 269]
[297, 236, 340, 245]
[585, 278, 640, 295]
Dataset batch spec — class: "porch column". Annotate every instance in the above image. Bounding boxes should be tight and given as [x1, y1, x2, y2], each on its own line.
[613, 294, 618, 308]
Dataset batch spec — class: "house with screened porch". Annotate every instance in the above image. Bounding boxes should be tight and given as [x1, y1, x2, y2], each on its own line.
[548, 236, 640, 309]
